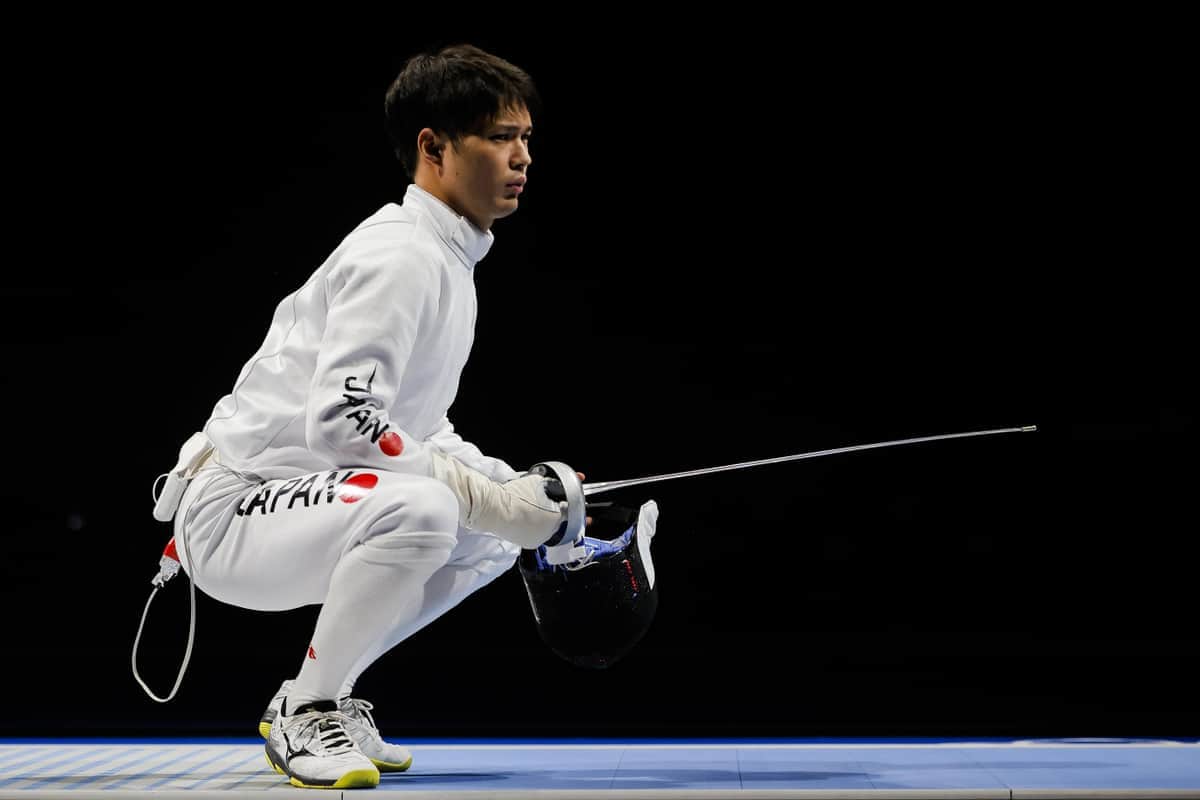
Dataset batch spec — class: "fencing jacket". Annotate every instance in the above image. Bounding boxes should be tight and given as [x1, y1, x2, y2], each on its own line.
[202, 184, 519, 484]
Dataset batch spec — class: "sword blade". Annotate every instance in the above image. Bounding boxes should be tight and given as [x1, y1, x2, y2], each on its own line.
[581, 425, 1037, 497]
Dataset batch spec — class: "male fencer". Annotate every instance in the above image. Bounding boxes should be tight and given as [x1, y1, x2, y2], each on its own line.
[159, 44, 581, 790]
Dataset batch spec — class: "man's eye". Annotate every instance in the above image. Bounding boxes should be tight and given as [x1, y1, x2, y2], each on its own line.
[491, 134, 512, 141]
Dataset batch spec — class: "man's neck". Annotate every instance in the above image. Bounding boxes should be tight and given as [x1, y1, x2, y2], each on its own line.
[412, 176, 489, 231]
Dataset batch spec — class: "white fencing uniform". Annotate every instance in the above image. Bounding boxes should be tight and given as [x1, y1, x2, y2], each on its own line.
[174, 184, 521, 702]
[203, 183, 517, 485]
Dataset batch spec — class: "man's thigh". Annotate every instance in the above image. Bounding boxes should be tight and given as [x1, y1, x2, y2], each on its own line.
[182, 467, 455, 611]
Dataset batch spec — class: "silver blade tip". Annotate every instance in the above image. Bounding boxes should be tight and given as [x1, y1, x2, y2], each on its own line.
[1021, 425, 1038, 432]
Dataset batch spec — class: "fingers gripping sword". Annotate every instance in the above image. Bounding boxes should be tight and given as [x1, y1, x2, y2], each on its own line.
[580, 425, 1038, 497]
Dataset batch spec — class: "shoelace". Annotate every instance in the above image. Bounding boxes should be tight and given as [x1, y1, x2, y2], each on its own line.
[288, 710, 356, 755]
[342, 698, 380, 733]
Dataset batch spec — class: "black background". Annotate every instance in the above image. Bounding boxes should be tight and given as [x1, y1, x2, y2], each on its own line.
[1, 14, 1193, 739]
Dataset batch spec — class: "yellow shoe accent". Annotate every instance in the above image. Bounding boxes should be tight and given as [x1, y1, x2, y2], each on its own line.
[288, 768, 380, 790]
[371, 754, 413, 772]
[264, 753, 284, 775]
[258, 721, 272, 740]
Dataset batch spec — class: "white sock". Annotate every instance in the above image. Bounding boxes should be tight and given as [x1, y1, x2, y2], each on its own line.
[287, 530, 455, 709]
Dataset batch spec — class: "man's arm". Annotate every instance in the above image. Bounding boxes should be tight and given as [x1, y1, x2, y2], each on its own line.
[305, 249, 440, 476]
[306, 246, 565, 547]
[426, 416, 522, 482]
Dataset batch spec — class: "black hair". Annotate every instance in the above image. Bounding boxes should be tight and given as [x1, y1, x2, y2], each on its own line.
[384, 43, 541, 179]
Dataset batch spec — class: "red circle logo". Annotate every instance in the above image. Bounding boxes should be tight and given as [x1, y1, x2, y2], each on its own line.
[339, 472, 379, 504]
[379, 432, 404, 457]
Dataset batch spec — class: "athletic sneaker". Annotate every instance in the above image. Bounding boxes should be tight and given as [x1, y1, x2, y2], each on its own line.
[263, 698, 379, 789]
[260, 679, 413, 772]
[258, 679, 292, 739]
[338, 696, 414, 772]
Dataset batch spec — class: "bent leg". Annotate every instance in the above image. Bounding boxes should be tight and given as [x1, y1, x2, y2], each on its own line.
[338, 529, 520, 697]
[176, 466, 460, 705]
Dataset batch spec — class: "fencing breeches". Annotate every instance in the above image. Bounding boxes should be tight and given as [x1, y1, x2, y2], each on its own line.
[175, 464, 519, 704]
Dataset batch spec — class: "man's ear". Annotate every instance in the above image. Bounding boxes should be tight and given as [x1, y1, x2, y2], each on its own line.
[417, 128, 445, 166]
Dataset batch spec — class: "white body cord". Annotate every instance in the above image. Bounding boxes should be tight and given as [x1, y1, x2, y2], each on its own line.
[133, 431, 214, 703]
[131, 561, 196, 703]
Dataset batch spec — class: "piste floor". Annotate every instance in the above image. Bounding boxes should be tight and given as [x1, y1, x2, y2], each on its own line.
[1, 738, 1198, 798]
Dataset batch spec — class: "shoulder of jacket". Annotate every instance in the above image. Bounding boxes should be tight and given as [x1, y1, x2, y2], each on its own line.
[326, 227, 446, 293]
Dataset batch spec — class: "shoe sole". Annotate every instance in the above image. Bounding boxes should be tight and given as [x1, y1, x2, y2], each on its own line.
[264, 744, 379, 789]
[261, 722, 412, 772]
[258, 699, 281, 740]
[372, 755, 413, 772]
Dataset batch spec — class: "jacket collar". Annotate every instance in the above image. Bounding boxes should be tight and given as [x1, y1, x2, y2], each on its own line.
[404, 184, 494, 267]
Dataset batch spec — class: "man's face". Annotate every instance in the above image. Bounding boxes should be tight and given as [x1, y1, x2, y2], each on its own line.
[442, 105, 533, 231]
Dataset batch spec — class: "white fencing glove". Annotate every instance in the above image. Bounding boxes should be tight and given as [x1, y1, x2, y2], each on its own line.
[429, 450, 566, 547]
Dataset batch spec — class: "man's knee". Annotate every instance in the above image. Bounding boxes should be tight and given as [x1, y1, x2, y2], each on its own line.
[403, 478, 461, 533]
[354, 478, 460, 571]
[363, 476, 460, 538]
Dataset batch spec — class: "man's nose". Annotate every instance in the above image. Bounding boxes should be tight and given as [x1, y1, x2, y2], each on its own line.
[512, 140, 531, 170]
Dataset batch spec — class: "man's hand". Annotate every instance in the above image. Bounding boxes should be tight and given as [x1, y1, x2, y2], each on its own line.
[430, 450, 567, 547]
[543, 470, 593, 528]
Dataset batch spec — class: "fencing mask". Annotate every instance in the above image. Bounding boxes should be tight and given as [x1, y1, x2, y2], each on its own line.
[517, 498, 659, 669]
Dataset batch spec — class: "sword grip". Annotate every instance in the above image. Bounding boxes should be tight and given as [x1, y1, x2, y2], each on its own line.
[542, 476, 566, 502]
[530, 462, 587, 555]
